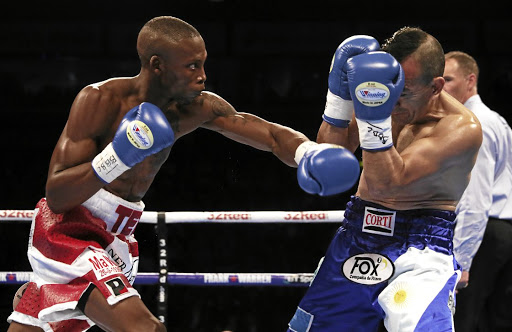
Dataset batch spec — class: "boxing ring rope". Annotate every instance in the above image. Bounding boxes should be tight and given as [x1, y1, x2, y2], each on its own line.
[0, 272, 316, 287]
[0, 209, 345, 224]
[0, 209, 344, 325]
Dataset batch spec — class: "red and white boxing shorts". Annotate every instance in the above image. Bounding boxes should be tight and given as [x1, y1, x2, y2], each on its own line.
[8, 188, 144, 331]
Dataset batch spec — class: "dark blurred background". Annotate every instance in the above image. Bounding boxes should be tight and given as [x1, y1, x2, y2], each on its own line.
[1, 1, 511, 331]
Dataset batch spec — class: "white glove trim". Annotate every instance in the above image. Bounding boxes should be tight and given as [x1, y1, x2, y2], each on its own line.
[355, 117, 393, 150]
[92, 142, 131, 183]
[294, 141, 318, 165]
[324, 90, 353, 122]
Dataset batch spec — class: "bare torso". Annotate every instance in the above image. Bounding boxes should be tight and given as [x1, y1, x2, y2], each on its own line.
[102, 82, 218, 201]
[46, 76, 305, 212]
[356, 91, 481, 211]
[95, 77, 256, 202]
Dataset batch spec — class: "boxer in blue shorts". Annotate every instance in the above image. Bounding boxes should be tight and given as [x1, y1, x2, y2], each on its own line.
[289, 27, 482, 331]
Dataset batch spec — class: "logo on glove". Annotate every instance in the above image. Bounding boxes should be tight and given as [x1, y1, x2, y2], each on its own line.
[126, 121, 154, 149]
[355, 81, 390, 107]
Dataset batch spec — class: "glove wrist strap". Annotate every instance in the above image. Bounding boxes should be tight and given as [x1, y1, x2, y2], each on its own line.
[356, 117, 393, 151]
[294, 141, 318, 165]
[323, 90, 353, 128]
[92, 143, 131, 183]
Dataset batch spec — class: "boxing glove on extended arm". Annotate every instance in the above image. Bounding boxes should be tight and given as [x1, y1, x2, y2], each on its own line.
[323, 35, 380, 128]
[92, 102, 175, 183]
[295, 141, 360, 196]
[346, 52, 404, 150]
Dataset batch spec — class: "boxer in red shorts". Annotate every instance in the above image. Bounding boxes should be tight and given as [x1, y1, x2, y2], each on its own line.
[7, 16, 359, 332]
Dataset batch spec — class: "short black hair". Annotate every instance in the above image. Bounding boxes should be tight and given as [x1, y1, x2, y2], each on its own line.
[382, 26, 445, 85]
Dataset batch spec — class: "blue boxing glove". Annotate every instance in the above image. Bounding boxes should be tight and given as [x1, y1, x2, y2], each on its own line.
[346, 51, 404, 150]
[92, 102, 175, 183]
[295, 141, 360, 196]
[323, 35, 380, 128]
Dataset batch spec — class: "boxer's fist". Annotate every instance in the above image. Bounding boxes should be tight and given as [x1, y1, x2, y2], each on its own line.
[92, 102, 175, 183]
[323, 35, 380, 128]
[295, 142, 360, 196]
[328, 35, 380, 100]
[112, 102, 174, 167]
[347, 51, 404, 121]
[347, 51, 404, 150]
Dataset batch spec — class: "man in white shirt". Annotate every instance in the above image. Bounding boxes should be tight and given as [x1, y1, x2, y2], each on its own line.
[444, 51, 512, 331]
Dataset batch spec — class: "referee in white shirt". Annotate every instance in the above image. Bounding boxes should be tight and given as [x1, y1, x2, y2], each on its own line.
[444, 51, 512, 332]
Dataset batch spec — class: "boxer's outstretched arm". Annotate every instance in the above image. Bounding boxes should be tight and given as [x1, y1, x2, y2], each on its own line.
[201, 93, 308, 167]
[201, 92, 360, 195]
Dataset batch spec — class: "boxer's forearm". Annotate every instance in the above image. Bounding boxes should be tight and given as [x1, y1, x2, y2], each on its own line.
[46, 163, 105, 214]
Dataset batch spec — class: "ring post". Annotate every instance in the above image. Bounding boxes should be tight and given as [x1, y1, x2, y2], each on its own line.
[156, 211, 168, 326]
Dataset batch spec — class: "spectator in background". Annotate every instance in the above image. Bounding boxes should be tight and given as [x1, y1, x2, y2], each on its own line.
[444, 51, 512, 331]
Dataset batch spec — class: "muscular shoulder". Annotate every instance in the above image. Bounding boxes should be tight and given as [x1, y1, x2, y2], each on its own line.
[161, 91, 237, 138]
[66, 82, 123, 139]
[435, 104, 482, 152]
[199, 91, 236, 118]
[173, 91, 234, 119]
[186, 91, 238, 126]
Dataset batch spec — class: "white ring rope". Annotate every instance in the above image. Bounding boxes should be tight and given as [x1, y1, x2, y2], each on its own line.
[0, 209, 345, 223]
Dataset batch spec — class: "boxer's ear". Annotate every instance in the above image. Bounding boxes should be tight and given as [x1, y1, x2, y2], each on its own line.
[432, 76, 444, 95]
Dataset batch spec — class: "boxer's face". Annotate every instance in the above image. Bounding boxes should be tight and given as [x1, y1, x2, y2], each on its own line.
[160, 36, 207, 104]
[391, 56, 432, 122]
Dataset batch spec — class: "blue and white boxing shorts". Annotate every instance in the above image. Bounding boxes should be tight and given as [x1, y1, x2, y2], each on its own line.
[288, 196, 461, 332]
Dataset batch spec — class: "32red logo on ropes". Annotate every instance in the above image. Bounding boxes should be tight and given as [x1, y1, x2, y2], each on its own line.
[0, 210, 34, 219]
[284, 212, 327, 220]
[207, 213, 251, 220]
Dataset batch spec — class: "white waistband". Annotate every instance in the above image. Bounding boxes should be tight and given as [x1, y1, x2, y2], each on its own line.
[82, 188, 145, 236]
